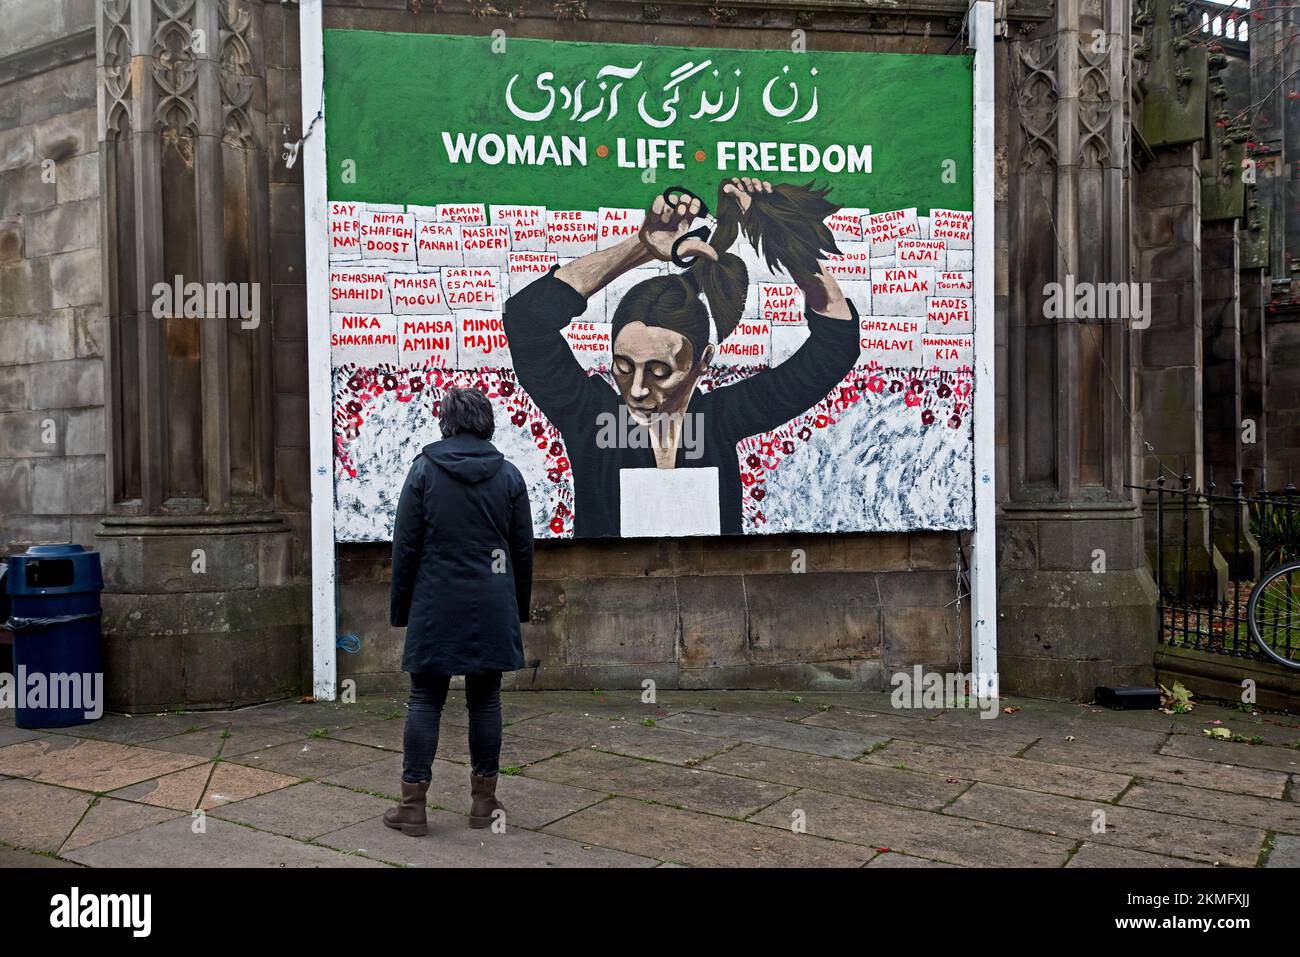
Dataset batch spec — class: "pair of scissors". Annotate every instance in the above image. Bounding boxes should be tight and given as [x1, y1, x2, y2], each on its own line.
[661, 185, 714, 268]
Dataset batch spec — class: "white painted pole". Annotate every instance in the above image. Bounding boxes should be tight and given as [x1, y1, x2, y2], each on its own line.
[299, 0, 337, 701]
[969, 0, 999, 701]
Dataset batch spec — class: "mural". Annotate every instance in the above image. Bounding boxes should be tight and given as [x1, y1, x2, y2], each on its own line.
[322, 31, 976, 541]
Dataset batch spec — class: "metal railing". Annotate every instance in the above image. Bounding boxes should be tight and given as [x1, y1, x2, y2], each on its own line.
[1132, 474, 1299, 661]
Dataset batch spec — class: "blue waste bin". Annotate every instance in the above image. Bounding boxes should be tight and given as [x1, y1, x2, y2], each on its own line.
[4, 544, 104, 729]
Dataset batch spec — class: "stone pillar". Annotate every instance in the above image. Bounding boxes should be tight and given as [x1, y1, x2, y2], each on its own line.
[1200, 218, 1240, 481]
[998, 0, 1158, 699]
[94, 0, 306, 711]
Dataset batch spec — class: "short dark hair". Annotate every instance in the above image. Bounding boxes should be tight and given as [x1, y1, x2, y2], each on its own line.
[439, 386, 495, 440]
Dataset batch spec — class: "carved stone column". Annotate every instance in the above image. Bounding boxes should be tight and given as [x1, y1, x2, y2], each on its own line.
[999, 0, 1158, 698]
[95, 0, 305, 711]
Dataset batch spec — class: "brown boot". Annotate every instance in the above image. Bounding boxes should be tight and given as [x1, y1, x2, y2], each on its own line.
[469, 773, 505, 829]
[383, 781, 429, 836]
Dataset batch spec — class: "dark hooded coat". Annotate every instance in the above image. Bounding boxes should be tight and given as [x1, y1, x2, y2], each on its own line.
[390, 434, 533, 674]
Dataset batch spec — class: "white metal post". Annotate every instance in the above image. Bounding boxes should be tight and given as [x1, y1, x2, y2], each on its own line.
[969, 0, 999, 700]
[299, 0, 337, 701]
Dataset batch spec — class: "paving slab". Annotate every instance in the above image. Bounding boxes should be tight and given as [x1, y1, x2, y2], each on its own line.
[802, 708, 1037, 755]
[60, 797, 184, 853]
[64, 815, 391, 867]
[1119, 779, 1300, 835]
[968, 709, 1171, 752]
[0, 844, 82, 867]
[701, 742, 967, 811]
[1265, 834, 1300, 868]
[1171, 711, 1300, 747]
[0, 726, 45, 747]
[749, 789, 1075, 867]
[1066, 842, 1211, 868]
[212, 782, 393, 840]
[508, 713, 730, 764]
[43, 713, 225, 745]
[0, 737, 205, 791]
[527, 749, 792, 818]
[419, 760, 607, 827]
[861, 739, 1132, 802]
[322, 753, 407, 799]
[0, 778, 93, 852]
[328, 719, 405, 752]
[318, 808, 657, 868]
[1025, 739, 1289, 798]
[227, 737, 394, 778]
[657, 710, 886, 758]
[145, 724, 306, 759]
[108, 761, 300, 811]
[521, 748, 643, 789]
[945, 782, 1265, 867]
[646, 690, 824, 722]
[543, 796, 873, 867]
[865, 850, 958, 868]
[1159, 733, 1300, 774]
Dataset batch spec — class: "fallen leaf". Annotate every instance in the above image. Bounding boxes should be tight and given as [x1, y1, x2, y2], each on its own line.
[1002, 706, 1021, 715]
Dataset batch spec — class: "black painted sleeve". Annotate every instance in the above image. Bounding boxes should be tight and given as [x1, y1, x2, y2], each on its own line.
[710, 300, 862, 440]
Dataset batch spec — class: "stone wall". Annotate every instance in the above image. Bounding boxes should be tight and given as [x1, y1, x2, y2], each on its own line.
[0, 0, 104, 555]
[1266, 314, 1300, 485]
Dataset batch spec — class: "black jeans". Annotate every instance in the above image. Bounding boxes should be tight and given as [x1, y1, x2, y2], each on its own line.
[401, 671, 503, 784]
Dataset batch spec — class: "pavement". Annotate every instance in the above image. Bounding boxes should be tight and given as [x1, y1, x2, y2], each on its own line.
[0, 688, 1298, 868]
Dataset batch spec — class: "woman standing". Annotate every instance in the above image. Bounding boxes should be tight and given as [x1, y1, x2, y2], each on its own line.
[385, 386, 534, 836]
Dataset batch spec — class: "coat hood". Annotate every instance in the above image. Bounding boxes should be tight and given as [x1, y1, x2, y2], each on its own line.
[421, 435, 504, 483]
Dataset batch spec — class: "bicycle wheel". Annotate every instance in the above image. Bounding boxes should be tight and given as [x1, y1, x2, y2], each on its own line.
[1247, 561, 1300, 670]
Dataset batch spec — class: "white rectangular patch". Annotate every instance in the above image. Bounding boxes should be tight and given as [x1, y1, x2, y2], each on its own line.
[926, 296, 973, 334]
[438, 203, 487, 225]
[620, 467, 721, 537]
[330, 267, 391, 313]
[360, 211, 416, 261]
[870, 266, 934, 317]
[546, 210, 598, 255]
[759, 283, 805, 325]
[563, 320, 612, 372]
[389, 273, 450, 315]
[858, 315, 922, 369]
[597, 207, 644, 249]
[398, 316, 457, 367]
[442, 266, 501, 311]
[332, 312, 398, 367]
[929, 208, 974, 249]
[415, 221, 464, 268]
[922, 332, 973, 371]
[457, 311, 512, 368]
[490, 204, 546, 250]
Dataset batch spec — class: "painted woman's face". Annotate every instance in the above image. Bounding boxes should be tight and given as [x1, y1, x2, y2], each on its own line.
[611, 322, 714, 424]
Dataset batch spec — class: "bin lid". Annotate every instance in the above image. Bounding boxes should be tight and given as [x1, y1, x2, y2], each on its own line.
[6, 543, 103, 595]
